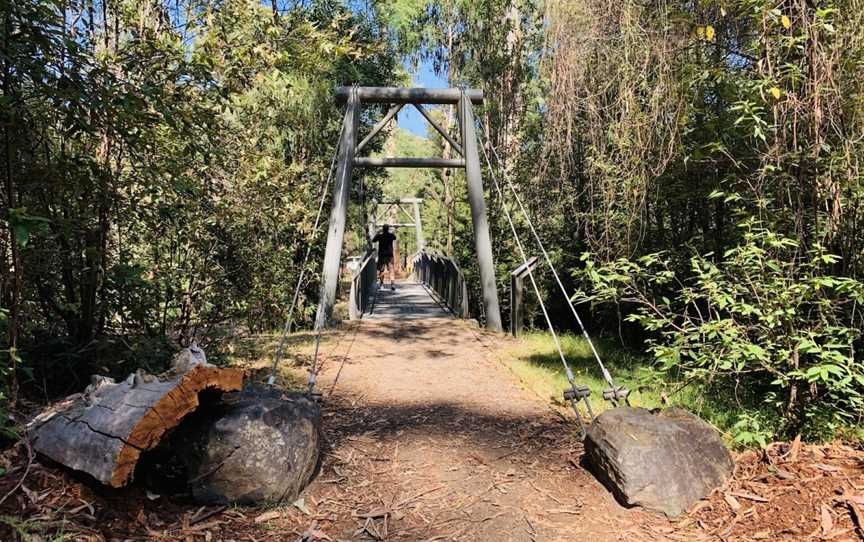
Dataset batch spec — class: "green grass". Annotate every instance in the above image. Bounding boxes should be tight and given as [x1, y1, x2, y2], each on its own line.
[0, 515, 70, 541]
[222, 331, 323, 390]
[502, 331, 745, 443]
[504, 331, 664, 413]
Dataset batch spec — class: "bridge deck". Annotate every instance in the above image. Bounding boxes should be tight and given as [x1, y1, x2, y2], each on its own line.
[366, 281, 452, 321]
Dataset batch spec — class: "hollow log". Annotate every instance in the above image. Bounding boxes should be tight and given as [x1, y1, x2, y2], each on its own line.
[28, 348, 244, 487]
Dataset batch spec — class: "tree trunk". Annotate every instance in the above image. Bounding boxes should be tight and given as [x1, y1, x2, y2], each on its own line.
[29, 350, 245, 487]
[2, 7, 20, 405]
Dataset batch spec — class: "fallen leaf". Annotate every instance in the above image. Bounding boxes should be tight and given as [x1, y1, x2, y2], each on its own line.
[724, 493, 741, 511]
[689, 501, 712, 515]
[730, 491, 769, 503]
[21, 485, 41, 504]
[845, 499, 864, 532]
[787, 434, 802, 462]
[68, 499, 95, 516]
[293, 497, 311, 515]
[781, 15, 791, 29]
[547, 508, 582, 515]
[842, 494, 864, 506]
[774, 468, 797, 480]
[354, 508, 389, 519]
[254, 510, 281, 523]
[770, 87, 782, 100]
[821, 503, 834, 536]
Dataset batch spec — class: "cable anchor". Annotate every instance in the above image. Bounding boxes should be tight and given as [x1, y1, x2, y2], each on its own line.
[563, 383, 594, 440]
[602, 386, 631, 406]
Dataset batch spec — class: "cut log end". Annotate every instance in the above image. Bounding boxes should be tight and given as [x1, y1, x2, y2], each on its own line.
[30, 362, 245, 488]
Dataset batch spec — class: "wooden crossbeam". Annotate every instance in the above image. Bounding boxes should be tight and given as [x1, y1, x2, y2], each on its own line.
[335, 86, 483, 105]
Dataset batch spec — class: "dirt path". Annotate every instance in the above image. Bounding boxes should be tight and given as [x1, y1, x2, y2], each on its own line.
[306, 317, 662, 541]
[5, 286, 862, 541]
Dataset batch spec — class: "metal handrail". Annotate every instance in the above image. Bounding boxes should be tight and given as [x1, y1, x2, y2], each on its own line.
[349, 250, 377, 320]
[412, 250, 469, 318]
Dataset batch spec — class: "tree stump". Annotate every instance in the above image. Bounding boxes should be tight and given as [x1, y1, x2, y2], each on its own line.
[177, 384, 321, 504]
[28, 345, 245, 487]
[584, 407, 733, 517]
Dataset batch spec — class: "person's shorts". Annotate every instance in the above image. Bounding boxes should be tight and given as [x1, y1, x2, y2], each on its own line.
[377, 255, 393, 271]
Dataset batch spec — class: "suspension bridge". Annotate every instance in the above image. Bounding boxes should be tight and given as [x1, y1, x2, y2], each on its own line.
[262, 86, 651, 540]
[271, 86, 628, 429]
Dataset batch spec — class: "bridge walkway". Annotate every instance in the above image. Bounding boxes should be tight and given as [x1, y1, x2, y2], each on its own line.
[364, 280, 453, 321]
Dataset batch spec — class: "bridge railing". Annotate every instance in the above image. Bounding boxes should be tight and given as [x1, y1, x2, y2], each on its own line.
[412, 250, 469, 318]
[349, 250, 377, 320]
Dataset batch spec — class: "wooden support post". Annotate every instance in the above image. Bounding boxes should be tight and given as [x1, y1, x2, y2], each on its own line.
[412, 103, 464, 156]
[460, 93, 502, 331]
[510, 257, 539, 337]
[369, 199, 378, 241]
[356, 104, 403, 153]
[510, 274, 523, 337]
[393, 238, 401, 273]
[315, 90, 359, 329]
[412, 200, 424, 251]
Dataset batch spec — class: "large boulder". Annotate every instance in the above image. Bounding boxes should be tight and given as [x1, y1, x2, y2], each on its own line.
[584, 407, 733, 517]
[178, 385, 321, 504]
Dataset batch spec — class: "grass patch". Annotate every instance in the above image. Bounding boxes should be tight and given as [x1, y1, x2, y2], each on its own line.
[221, 330, 325, 390]
[502, 331, 748, 444]
[0, 515, 70, 541]
[504, 331, 664, 413]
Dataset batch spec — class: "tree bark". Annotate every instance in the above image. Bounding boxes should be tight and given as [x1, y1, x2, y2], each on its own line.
[29, 354, 245, 487]
[2, 6, 21, 404]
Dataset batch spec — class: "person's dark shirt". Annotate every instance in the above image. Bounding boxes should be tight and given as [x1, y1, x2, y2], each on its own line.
[372, 231, 396, 257]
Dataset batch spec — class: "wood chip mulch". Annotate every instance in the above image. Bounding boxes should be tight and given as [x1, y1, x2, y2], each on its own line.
[668, 438, 864, 542]
[1, 434, 863, 541]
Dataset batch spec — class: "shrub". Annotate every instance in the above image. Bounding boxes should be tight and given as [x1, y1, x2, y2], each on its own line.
[575, 217, 864, 443]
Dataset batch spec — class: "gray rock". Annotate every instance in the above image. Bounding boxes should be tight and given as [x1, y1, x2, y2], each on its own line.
[584, 407, 733, 517]
[179, 385, 321, 504]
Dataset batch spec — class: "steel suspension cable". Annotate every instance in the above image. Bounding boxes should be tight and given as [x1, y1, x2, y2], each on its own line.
[475, 115, 626, 403]
[464, 97, 593, 426]
[267, 112, 347, 387]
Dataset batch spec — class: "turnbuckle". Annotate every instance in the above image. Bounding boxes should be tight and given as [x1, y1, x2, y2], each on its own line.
[563, 383, 594, 440]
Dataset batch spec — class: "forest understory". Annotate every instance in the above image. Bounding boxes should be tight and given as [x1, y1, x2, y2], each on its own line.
[3, 0, 864, 538]
[2, 328, 863, 542]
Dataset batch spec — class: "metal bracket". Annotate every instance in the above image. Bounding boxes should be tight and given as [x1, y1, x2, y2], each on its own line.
[563, 384, 595, 440]
[510, 256, 539, 337]
[602, 386, 631, 405]
[563, 385, 590, 401]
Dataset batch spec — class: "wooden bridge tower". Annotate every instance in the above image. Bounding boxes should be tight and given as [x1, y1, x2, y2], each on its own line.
[314, 86, 502, 332]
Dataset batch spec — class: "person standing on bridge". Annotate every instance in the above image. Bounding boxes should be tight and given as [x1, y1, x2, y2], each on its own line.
[372, 225, 397, 290]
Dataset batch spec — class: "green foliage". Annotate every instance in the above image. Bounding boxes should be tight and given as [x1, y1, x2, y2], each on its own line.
[0, 0, 396, 407]
[576, 216, 864, 441]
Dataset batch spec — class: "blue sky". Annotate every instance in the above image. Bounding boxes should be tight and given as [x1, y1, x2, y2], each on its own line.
[397, 60, 447, 138]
